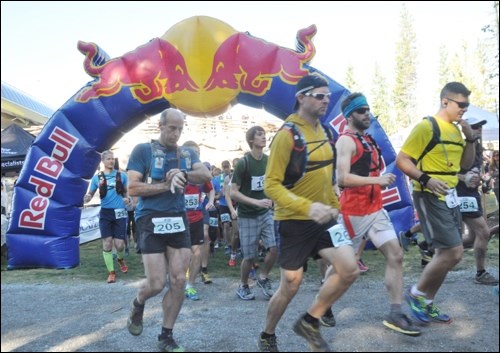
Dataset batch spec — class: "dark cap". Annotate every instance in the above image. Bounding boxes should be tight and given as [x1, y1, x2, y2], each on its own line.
[294, 74, 328, 110]
[296, 74, 329, 96]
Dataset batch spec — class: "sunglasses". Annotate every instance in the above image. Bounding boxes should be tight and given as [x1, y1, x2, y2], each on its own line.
[446, 97, 470, 109]
[304, 92, 331, 100]
[354, 107, 370, 114]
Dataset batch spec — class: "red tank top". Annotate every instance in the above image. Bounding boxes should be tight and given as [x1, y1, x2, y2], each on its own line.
[340, 131, 383, 216]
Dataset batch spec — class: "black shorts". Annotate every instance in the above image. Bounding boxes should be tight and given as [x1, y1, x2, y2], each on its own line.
[279, 218, 337, 271]
[457, 186, 483, 219]
[99, 208, 127, 240]
[218, 205, 231, 224]
[136, 212, 191, 254]
[189, 219, 205, 246]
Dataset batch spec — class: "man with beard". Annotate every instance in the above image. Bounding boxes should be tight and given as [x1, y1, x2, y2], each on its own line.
[336, 93, 420, 336]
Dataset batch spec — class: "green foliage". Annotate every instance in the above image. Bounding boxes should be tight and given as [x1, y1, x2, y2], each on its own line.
[371, 63, 394, 135]
[393, 3, 418, 129]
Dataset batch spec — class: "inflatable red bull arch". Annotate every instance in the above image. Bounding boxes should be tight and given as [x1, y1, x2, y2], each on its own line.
[6, 16, 413, 269]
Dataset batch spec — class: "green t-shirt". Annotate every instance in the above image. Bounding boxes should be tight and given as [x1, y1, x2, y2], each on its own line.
[232, 153, 269, 218]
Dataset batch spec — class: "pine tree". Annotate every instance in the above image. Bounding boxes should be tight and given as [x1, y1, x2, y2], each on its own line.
[392, 4, 418, 129]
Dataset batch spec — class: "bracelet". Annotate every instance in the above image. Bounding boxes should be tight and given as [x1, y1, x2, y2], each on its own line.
[465, 138, 477, 143]
[418, 173, 431, 187]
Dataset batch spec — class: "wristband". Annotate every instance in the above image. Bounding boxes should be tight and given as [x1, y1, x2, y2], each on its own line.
[181, 169, 188, 181]
[418, 173, 431, 187]
[465, 138, 477, 143]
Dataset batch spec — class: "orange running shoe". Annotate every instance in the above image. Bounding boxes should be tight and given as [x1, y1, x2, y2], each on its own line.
[107, 271, 116, 283]
[118, 258, 129, 273]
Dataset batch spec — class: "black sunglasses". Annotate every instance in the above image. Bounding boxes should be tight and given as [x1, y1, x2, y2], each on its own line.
[446, 97, 470, 109]
[304, 92, 331, 100]
[354, 107, 370, 114]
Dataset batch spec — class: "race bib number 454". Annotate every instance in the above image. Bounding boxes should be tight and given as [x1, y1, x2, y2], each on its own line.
[152, 217, 186, 234]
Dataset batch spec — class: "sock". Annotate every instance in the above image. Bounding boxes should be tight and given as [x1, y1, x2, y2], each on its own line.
[103, 250, 114, 272]
[476, 269, 486, 277]
[160, 327, 173, 339]
[411, 285, 426, 297]
[133, 297, 144, 307]
[116, 249, 125, 260]
[404, 230, 413, 238]
[303, 312, 319, 325]
[201, 267, 208, 274]
[185, 283, 192, 290]
[424, 299, 432, 305]
[390, 304, 401, 313]
[261, 332, 276, 339]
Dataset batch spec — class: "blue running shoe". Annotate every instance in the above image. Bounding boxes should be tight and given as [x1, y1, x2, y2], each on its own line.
[427, 303, 452, 324]
[405, 289, 430, 324]
[398, 231, 411, 252]
[185, 287, 200, 301]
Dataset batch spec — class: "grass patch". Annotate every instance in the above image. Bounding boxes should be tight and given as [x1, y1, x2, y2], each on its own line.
[2, 211, 498, 284]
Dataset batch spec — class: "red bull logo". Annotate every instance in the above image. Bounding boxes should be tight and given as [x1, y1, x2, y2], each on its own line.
[76, 39, 198, 104]
[75, 17, 317, 116]
[204, 25, 317, 96]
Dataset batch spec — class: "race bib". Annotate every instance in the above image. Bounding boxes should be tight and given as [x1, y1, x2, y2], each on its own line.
[220, 213, 231, 223]
[114, 208, 128, 219]
[327, 223, 353, 247]
[445, 188, 459, 209]
[459, 196, 479, 212]
[184, 193, 199, 210]
[152, 217, 186, 234]
[209, 217, 218, 227]
[251, 175, 265, 191]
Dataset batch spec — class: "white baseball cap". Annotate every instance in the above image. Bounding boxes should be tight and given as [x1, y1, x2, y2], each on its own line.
[464, 117, 487, 127]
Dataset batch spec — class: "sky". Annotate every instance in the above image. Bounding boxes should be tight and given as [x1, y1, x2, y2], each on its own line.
[1, 1, 496, 119]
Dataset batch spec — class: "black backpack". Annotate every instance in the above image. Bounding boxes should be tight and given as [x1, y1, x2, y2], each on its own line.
[271, 121, 336, 189]
[416, 116, 462, 176]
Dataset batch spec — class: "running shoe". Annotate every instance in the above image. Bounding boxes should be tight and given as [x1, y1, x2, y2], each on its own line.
[404, 289, 430, 324]
[117, 258, 128, 273]
[292, 317, 330, 352]
[157, 333, 185, 352]
[474, 272, 499, 285]
[357, 259, 369, 272]
[257, 333, 279, 352]
[185, 287, 200, 301]
[398, 231, 411, 252]
[107, 271, 116, 283]
[127, 299, 144, 336]
[200, 272, 212, 284]
[319, 312, 336, 328]
[382, 312, 421, 336]
[257, 278, 274, 298]
[236, 284, 255, 300]
[427, 303, 452, 324]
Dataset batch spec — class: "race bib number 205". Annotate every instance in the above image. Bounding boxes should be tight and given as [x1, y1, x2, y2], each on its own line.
[152, 217, 186, 234]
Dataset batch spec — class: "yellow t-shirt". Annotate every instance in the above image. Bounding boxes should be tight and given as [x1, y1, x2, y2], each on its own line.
[401, 116, 464, 193]
[265, 114, 339, 220]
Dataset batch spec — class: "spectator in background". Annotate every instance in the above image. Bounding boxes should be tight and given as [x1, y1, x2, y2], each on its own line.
[1, 181, 7, 216]
[486, 150, 499, 203]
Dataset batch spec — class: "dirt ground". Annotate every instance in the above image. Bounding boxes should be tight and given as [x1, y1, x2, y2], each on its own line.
[1, 267, 498, 352]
